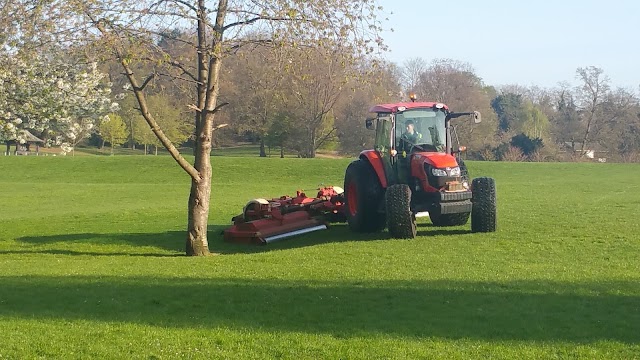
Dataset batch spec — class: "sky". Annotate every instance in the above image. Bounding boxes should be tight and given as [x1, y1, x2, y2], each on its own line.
[377, 0, 640, 90]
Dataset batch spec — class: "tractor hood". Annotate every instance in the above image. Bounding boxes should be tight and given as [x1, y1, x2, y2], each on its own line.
[411, 152, 459, 169]
[410, 152, 464, 192]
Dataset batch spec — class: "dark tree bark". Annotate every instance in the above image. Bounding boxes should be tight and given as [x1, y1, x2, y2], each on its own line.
[259, 138, 266, 157]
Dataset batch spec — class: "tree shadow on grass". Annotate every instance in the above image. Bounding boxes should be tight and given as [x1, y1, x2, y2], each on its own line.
[14, 231, 186, 256]
[212, 222, 474, 254]
[12, 222, 474, 256]
[0, 275, 637, 344]
[0, 249, 182, 257]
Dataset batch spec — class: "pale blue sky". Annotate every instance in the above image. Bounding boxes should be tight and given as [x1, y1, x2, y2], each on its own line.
[377, 0, 640, 89]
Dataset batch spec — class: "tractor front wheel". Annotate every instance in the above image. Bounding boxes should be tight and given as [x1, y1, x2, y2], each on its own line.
[471, 177, 497, 232]
[344, 159, 386, 232]
[385, 184, 417, 239]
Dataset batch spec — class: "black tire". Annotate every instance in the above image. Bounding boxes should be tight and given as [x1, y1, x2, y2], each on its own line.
[344, 159, 386, 232]
[385, 184, 417, 239]
[471, 177, 497, 233]
[457, 158, 470, 183]
[429, 211, 470, 226]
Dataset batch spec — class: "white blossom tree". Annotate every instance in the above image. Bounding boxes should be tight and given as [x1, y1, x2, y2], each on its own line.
[0, 55, 117, 154]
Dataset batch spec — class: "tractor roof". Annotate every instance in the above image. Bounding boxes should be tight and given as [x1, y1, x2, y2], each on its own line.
[369, 101, 449, 113]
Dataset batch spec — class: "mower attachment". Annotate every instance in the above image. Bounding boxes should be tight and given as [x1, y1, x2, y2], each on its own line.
[223, 186, 345, 245]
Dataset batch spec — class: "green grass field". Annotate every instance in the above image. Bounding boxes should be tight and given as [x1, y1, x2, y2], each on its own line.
[0, 156, 639, 359]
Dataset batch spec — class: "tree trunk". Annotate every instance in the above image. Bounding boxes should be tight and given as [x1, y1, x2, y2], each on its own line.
[280, 144, 284, 158]
[100, 138, 105, 149]
[144, 143, 148, 154]
[185, 136, 212, 256]
[155, 145, 158, 156]
[110, 142, 114, 155]
[130, 119, 135, 149]
[580, 113, 594, 156]
[5, 141, 9, 156]
[259, 138, 266, 157]
[309, 129, 317, 158]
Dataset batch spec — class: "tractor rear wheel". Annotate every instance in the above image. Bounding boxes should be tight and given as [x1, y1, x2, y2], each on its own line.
[429, 211, 470, 226]
[471, 177, 497, 233]
[344, 159, 386, 232]
[385, 184, 417, 239]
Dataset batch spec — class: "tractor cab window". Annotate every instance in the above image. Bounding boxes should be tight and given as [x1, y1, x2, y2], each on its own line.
[395, 109, 446, 153]
[374, 115, 392, 153]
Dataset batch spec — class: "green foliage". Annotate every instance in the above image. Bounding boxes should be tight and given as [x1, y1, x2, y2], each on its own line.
[1, 157, 640, 357]
[98, 113, 129, 152]
[509, 133, 544, 157]
[491, 93, 524, 132]
[264, 113, 293, 149]
[119, 94, 191, 150]
[521, 102, 550, 140]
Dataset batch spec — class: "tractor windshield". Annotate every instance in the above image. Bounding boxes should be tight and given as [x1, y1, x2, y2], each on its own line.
[395, 109, 446, 152]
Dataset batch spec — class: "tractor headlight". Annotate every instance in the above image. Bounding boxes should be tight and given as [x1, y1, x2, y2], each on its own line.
[431, 168, 448, 177]
[431, 166, 461, 177]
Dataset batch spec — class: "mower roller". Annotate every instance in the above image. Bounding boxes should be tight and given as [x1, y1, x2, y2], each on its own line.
[223, 186, 346, 245]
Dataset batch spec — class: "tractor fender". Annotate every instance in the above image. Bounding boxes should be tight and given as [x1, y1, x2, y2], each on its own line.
[359, 150, 388, 188]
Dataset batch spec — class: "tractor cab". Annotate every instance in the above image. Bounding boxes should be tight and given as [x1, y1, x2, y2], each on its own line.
[365, 100, 480, 191]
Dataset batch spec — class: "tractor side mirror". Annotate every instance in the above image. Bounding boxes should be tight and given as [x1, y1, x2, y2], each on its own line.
[365, 118, 376, 130]
[473, 111, 481, 124]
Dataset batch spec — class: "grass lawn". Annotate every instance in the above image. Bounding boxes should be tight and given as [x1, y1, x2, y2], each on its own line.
[0, 156, 639, 359]
[53, 144, 324, 158]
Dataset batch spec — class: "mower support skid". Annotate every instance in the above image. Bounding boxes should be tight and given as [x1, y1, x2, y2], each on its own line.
[224, 211, 327, 245]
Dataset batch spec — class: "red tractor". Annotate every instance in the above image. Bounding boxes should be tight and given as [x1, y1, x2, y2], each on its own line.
[343, 98, 497, 238]
[224, 98, 496, 245]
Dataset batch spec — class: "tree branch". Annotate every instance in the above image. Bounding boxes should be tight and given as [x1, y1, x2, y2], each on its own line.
[315, 126, 337, 150]
[137, 73, 155, 91]
[213, 102, 229, 113]
[93, 18, 201, 182]
[167, 60, 198, 82]
[223, 16, 301, 31]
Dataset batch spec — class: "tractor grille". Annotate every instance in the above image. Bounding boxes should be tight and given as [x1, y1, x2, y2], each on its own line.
[439, 200, 472, 214]
[440, 191, 472, 202]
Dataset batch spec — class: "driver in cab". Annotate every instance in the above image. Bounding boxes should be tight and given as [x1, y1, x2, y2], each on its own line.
[400, 119, 422, 152]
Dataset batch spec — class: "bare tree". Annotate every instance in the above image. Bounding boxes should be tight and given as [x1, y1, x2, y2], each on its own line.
[401, 57, 427, 94]
[284, 47, 353, 158]
[226, 45, 287, 157]
[73, 0, 386, 255]
[598, 87, 640, 159]
[335, 60, 401, 155]
[415, 58, 498, 150]
[575, 66, 610, 155]
[551, 83, 581, 151]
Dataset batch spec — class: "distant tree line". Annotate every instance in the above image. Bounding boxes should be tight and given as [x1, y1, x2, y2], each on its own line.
[104, 38, 639, 162]
[2, 21, 638, 162]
